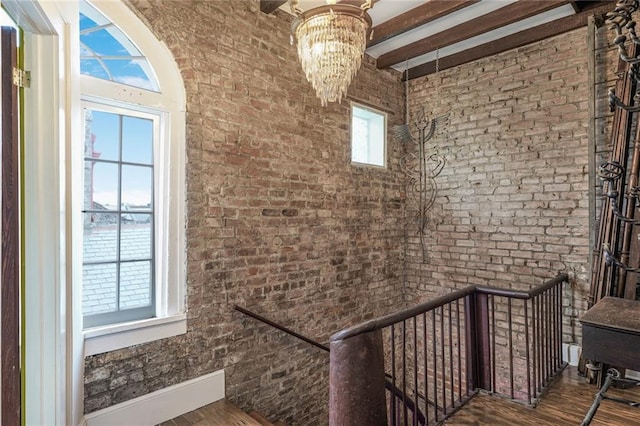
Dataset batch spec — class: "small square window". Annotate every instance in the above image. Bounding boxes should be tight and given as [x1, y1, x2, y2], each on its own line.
[351, 103, 387, 167]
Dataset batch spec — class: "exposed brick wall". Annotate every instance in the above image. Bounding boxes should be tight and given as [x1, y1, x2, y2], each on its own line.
[81, 1, 622, 422]
[83, 1, 405, 423]
[402, 28, 594, 345]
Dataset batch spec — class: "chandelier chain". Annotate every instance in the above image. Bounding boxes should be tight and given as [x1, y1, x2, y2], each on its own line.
[405, 59, 409, 125]
[435, 47, 440, 100]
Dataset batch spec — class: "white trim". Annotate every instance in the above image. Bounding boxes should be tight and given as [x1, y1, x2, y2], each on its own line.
[84, 314, 186, 356]
[562, 343, 640, 379]
[83, 369, 225, 426]
[13, 1, 83, 424]
[23, 29, 66, 426]
[2, 0, 55, 33]
[562, 343, 581, 367]
[350, 101, 388, 168]
[627, 369, 640, 380]
[79, 0, 187, 337]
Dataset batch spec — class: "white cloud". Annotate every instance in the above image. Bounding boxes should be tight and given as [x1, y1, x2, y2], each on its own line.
[114, 75, 155, 91]
[94, 190, 151, 208]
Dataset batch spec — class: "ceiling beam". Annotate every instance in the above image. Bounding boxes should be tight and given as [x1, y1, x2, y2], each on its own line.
[404, 1, 613, 80]
[369, 0, 479, 47]
[260, 0, 287, 14]
[376, 0, 573, 69]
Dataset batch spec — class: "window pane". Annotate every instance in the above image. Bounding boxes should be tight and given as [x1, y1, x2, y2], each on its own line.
[79, 1, 159, 91]
[121, 215, 152, 260]
[83, 212, 118, 262]
[86, 110, 120, 162]
[85, 161, 119, 210]
[79, 12, 98, 31]
[351, 105, 386, 167]
[81, 28, 128, 56]
[351, 116, 369, 163]
[119, 261, 152, 310]
[81, 100, 158, 328]
[105, 59, 155, 92]
[122, 115, 153, 165]
[121, 165, 152, 208]
[81, 59, 109, 80]
[82, 263, 117, 315]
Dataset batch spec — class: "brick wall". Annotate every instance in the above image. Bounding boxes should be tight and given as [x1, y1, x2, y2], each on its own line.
[83, 1, 405, 423]
[402, 28, 595, 345]
[81, 1, 621, 422]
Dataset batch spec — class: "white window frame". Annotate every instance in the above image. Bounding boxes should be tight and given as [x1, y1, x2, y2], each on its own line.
[79, 0, 186, 356]
[81, 100, 159, 328]
[12, 0, 184, 422]
[350, 101, 387, 168]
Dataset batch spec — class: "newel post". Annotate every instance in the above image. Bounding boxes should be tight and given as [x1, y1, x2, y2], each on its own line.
[329, 330, 387, 426]
[465, 292, 491, 391]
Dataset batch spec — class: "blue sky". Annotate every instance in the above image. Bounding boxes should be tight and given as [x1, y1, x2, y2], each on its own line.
[79, 6, 156, 91]
[88, 110, 154, 209]
[80, 2, 158, 210]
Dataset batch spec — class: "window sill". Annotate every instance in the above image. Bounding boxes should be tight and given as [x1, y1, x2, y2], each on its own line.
[84, 313, 187, 356]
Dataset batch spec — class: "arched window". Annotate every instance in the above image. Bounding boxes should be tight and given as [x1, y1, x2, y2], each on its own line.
[80, 1, 158, 91]
[79, 0, 186, 355]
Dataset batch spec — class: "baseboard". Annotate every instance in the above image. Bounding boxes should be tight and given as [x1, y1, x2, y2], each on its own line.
[562, 343, 581, 366]
[82, 369, 225, 426]
[561, 343, 640, 379]
[626, 369, 640, 380]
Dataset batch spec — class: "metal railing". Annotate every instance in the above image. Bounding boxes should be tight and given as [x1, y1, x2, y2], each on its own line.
[329, 273, 568, 426]
[234, 305, 330, 351]
[235, 306, 426, 423]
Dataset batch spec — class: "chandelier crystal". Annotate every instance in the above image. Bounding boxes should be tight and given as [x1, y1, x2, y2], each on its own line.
[290, 1, 373, 107]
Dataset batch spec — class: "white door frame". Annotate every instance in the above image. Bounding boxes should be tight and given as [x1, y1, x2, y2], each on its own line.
[1, 0, 83, 424]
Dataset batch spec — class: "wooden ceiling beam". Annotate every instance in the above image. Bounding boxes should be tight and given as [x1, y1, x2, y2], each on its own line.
[260, 0, 287, 14]
[369, 0, 479, 47]
[376, 0, 573, 69]
[405, 1, 613, 80]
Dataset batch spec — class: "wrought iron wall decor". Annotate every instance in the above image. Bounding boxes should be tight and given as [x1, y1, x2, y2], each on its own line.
[394, 108, 447, 262]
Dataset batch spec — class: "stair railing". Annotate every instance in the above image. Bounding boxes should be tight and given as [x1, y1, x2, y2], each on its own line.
[234, 305, 427, 424]
[235, 305, 330, 351]
[329, 273, 568, 426]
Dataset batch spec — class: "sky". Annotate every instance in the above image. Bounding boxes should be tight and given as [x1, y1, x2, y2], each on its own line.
[80, 3, 158, 210]
[89, 109, 154, 208]
[79, 5, 157, 91]
[3, 3, 158, 210]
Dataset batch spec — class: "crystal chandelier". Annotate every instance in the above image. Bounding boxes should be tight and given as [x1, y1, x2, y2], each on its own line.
[290, 0, 373, 107]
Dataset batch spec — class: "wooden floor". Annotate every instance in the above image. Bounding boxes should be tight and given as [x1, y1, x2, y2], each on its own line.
[159, 399, 265, 426]
[446, 367, 640, 425]
[160, 367, 638, 425]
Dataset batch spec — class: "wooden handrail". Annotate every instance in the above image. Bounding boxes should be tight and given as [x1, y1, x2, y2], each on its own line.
[331, 273, 569, 342]
[235, 305, 426, 423]
[331, 286, 475, 342]
[234, 305, 330, 352]
[329, 273, 568, 425]
[476, 273, 569, 299]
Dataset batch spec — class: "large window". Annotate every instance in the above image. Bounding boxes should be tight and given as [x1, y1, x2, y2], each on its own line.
[79, 0, 186, 355]
[82, 105, 158, 328]
[351, 103, 387, 167]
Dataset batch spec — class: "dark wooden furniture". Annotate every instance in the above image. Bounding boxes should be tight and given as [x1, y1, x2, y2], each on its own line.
[580, 297, 640, 425]
[580, 296, 640, 372]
